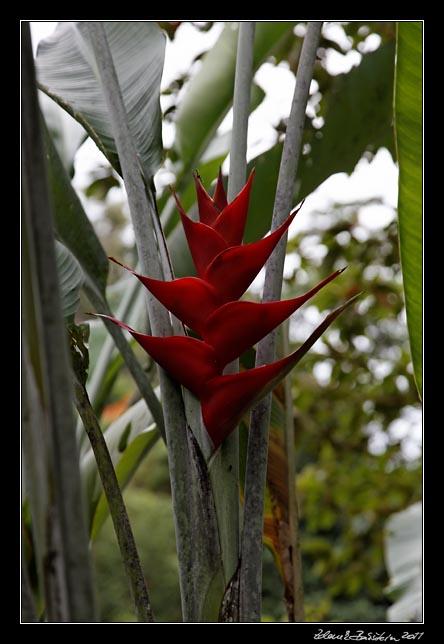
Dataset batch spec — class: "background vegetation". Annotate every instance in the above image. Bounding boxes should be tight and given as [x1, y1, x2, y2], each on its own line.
[91, 196, 421, 622]
[24, 20, 422, 622]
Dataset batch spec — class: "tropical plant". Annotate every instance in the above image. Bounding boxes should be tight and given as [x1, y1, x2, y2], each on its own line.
[21, 20, 422, 623]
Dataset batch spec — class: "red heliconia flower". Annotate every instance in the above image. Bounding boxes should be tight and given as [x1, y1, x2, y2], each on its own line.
[193, 168, 228, 226]
[93, 315, 222, 397]
[95, 171, 355, 450]
[174, 171, 254, 278]
[108, 209, 300, 336]
[94, 268, 348, 398]
[200, 295, 358, 448]
[109, 259, 222, 337]
[201, 267, 346, 368]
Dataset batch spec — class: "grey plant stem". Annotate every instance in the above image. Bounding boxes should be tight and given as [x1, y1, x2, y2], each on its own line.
[228, 22, 256, 198]
[281, 322, 304, 621]
[21, 21, 97, 622]
[76, 278, 139, 450]
[21, 556, 38, 622]
[74, 380, 154, 622]
[87, 22, 218, 621]
[214, 21, 256, 590]
[85, 286, 166, 442]
[239, 21, 323, 622]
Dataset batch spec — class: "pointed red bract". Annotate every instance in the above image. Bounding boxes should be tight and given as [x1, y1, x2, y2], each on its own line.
[213, 167, 228, 211]
[135, 276, 224, 337]
[203, 210, 297, 302]
[109, 258, 222, 336]
[201, 294, 359, 448]
[193, 173, 220, 226]
[100, 172, 354, 452]
[172, 170, 254, 275]
[203, 268, 345, 367]
[109, 206, 298, 336]
[93, 314, 221, 397]
[211, 169, 254, 246]
[178, 207, 228, 277]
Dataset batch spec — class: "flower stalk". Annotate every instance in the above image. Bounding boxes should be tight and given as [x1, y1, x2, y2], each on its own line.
[73, 375, 154, 622]
[98, 176, 352, 453]
[90, 21, 356, 624]
[215, 20, 256, 590]
[239, 20, 324, 622]
[87, 22, 223, 621]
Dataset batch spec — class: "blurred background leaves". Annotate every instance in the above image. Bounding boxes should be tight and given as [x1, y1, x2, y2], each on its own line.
[91, 196, 421, 622]
[30, 20, 421, 622]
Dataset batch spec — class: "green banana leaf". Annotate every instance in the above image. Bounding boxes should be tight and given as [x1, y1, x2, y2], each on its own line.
[55, 241, 84, 323]
[36, 21, 165, 181]
[385, 502, 422, 621]
[174, 22, 295, 169]
[245, 41, 397, 244]
[394, 22, 422, 397]
[80, 398, 159, 532]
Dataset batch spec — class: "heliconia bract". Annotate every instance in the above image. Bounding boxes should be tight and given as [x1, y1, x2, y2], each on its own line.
[94, 171, 355, 449]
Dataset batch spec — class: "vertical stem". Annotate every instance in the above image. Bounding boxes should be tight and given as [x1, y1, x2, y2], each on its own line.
[213, 21, 256, 590]
[228, 22, 256, 198]
[21, 554, 38, 623]
[239, 21, 323, 622]
[74, 380, 154, 622]
[281, 321, 304, 622]
[86, 287, 166, 442]
[86, 23, 223, 621]
[77, 277, 141, 448]
[21, 21, 97, 622]
[22, 336, 48, 616]
[42, 128, 165, 445]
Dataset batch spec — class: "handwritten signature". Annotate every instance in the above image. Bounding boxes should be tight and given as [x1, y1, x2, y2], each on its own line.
[314, 630, 424, 642]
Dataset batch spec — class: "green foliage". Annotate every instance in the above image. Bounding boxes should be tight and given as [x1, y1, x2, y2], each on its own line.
[93, 447, 181, 623]
[163, 25, 398, 282]
[91, 428, 159, 540]
[84, 22, 420, 623]
[39, 91, 86, 174]
[298, 41, 396, 200]
[45, 129, 109, 296]
[80, 398, 158, 530]
[384, 502, 422, 622]
[284, 202, 421, 621]
[29, 20, 421, 623]
[22, 24, 97, 618]
[55, 241, 84, 322]
[36, 22, 166, 181]
[394, 22, 423, 397]
[174, 22, 295, 167]
[244, 41, 396, 245]
[159, 22, 295, 260]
